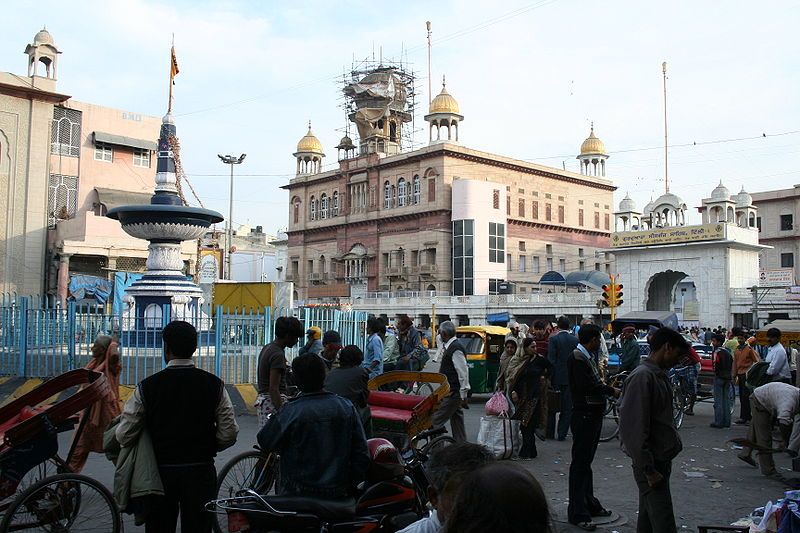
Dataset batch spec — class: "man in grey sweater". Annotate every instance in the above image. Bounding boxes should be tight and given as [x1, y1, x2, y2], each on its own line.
[618, 328, 689, 533]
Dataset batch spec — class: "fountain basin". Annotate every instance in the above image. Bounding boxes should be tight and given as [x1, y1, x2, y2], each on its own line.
[107, 205, 223, 241]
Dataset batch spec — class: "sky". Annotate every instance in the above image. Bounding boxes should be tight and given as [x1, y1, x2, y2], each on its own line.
[3, 0, 799, 235]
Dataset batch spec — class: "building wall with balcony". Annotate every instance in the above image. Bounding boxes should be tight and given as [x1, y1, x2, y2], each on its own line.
[46, 100, 165, 301]
[286, 142, 615, 301]
[752, 186, 800, 282]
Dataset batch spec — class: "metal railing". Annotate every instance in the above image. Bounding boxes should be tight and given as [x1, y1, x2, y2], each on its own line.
[0, 295, 368, 385]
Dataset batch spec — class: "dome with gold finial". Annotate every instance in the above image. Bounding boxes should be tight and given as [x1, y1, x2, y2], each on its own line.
[295, 122, 324, 154]
[580, 124, 606, 155]
[429, 77, 460, 115]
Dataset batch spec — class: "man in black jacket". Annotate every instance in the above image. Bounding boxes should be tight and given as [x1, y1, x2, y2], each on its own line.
[567, 324, 618, 531]
[116, 321, 239, 533]
[547, 316, 578, 440]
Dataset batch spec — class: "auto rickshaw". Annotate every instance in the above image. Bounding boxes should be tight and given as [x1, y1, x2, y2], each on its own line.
[456, 325, 510, 394]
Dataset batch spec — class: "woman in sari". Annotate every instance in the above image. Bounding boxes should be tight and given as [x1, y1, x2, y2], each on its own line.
[68, 334, 121, 472]
[510, 338, 552, 459]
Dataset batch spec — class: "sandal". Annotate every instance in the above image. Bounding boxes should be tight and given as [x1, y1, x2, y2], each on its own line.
[571, 521, 597, 531]
[592, 508, 613, 518]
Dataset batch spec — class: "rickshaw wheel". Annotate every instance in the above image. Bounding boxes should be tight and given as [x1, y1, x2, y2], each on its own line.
[0, 457, 68, 513]
[0, 473, 120, 532]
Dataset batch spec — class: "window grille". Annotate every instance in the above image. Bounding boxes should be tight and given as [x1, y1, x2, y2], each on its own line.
[116, 256, 147, 272]
[47, 174, 78, 228]
[51, 107, 82, 157]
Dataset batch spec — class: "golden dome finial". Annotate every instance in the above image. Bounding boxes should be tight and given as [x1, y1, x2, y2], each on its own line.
[429, 76, 460, 115]
[296, 122, 324, 154]
[580, 123, 606, 155]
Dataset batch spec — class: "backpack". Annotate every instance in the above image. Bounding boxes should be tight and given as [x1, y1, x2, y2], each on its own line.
[745, 361, 772, 390]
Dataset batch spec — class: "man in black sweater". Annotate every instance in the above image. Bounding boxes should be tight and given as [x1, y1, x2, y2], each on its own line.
[567, 324, 618, 531]
[116, 321, 239, 533]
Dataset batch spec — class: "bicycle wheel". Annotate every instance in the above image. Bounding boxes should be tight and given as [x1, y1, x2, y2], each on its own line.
[214, 450, 279, 533]
[0, 456, 68, 509]
[599, 401, 619, 442]
[421, 435, 456, 456]
[0, 473, 120, 532]
[672, 386, 685, 429]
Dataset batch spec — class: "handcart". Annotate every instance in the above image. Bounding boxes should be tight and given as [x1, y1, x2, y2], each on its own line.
[367, 371, 450, 449]
[0, 368, 121, 531]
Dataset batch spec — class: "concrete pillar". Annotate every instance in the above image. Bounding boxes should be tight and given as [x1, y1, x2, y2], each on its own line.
[57, 254, 71, 304]
[106, 256, 117, 280]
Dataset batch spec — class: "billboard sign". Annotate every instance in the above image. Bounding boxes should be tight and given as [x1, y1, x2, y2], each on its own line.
[759, 269, 795, 288]
[611, 223, 726, 248]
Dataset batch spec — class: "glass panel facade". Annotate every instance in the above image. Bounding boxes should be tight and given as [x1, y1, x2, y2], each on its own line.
[452, 219, 475, 296]
[489, 222, 505, 263]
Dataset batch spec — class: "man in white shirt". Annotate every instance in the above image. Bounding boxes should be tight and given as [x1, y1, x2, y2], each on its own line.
[397, 443, 493, 533]
[431, 321, 470, 442]
[765, 328, 792, 383]
[738, 381, 800, 477]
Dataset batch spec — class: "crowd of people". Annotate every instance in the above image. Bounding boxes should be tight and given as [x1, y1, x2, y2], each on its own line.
[65, 311, 800, 533]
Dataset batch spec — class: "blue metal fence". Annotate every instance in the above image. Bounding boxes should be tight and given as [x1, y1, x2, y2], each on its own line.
[0, 295, 368, 385]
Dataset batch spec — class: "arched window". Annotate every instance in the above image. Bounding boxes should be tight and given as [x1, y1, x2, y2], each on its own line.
[384, 181, 391, 209]
[390, 185, 396, 208]
[292, 197, 301, 224]
[412, 175, 420, 204]
[310, 195, 317, 221]
[332, 191, 339, 216]
[398, 179, 407, 207]
[320, 255, 326, 274]
[320, 193, 329, 219]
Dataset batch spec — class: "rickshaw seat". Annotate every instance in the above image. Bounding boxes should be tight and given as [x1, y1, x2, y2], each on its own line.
[368, 406, 414, 425]
[368, 391, 424, 411]
[0, 406, 47, 447]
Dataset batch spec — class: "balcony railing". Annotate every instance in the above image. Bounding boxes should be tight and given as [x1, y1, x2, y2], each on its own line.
[418, 264, 437, 275]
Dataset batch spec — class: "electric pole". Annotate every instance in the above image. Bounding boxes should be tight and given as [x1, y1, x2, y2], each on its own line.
[217, 153, 246, 280]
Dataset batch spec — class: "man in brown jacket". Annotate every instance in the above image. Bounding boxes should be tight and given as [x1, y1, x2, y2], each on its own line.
[733, 337, 760, 424]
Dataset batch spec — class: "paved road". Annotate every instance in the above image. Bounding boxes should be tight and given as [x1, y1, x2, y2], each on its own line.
[61, 395, 795, 532]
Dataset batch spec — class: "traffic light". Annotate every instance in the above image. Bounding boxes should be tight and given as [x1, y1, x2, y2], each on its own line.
[615, 283, 624, 307]
[602, 284, 614, 308]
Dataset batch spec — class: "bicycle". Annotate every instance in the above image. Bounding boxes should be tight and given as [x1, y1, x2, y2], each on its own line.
[599, 371, 628, 442]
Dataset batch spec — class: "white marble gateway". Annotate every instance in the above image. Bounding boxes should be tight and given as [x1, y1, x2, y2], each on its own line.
[610, 185, 766, 327]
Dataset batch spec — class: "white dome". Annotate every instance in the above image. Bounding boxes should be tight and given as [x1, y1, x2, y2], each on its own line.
[653, 192, 686, 210]
[618, 193, 637, 212]
[736, 186, 753, 207]
[711, 180, 731, 201]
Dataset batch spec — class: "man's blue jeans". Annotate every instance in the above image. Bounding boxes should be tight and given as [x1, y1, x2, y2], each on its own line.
[713, 378, 733, 427]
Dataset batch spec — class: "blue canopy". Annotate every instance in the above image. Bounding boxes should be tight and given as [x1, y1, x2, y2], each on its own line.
[486, 312, 510, 325]
[564, 270, 612, 290]
[538, 271, 567, 285]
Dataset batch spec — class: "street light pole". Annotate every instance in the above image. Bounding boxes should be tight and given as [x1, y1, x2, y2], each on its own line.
[218, 153, 246, 280]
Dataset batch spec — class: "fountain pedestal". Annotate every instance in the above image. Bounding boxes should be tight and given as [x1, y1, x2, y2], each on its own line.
[107, 113, 223, 327]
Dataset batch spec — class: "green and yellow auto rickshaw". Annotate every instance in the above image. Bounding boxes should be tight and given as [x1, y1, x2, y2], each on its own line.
[456, 326, 510, 394]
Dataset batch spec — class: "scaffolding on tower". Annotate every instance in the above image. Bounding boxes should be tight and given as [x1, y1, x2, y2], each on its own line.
[337, 53, 421, 156]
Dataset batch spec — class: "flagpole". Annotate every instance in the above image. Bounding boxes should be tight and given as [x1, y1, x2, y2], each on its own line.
[662, 61, 668, 194]
[168, 34, 175, 113]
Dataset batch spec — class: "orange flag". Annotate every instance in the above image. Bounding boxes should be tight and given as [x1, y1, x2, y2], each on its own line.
[170, 45, 179, 84]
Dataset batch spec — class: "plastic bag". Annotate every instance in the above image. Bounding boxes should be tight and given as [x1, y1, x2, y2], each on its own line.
[751, 501, 780, 533]
[485, 391, 510, 416]
[477, 415, 521, 460]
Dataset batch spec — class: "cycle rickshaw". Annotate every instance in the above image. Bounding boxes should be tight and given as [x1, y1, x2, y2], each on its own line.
[0, 368, 121, 531]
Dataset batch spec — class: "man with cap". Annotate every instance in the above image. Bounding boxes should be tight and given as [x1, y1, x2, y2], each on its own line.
[619, 325, 640, 373]
[320, 330, 342, 371]
[299, 326, 323, 357]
